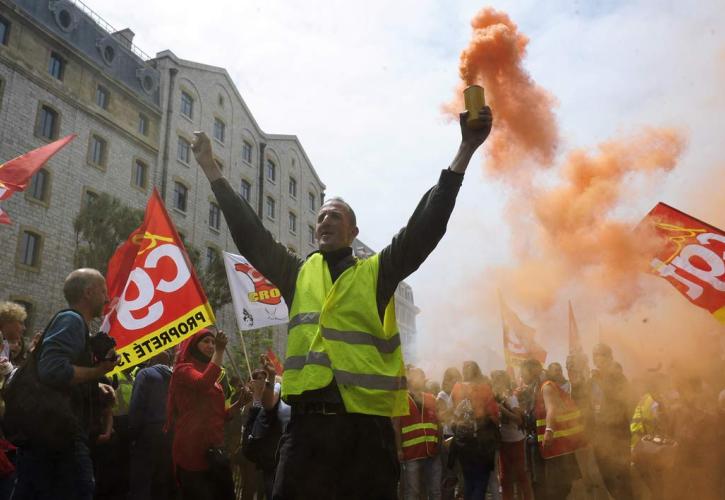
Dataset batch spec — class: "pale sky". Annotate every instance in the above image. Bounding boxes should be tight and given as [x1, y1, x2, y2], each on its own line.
[90, 0, 724, 368]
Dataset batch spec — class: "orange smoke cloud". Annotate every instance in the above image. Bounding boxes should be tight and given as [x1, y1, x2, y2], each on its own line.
[430, 6, 724, 381]
[444, 8, 559, 174]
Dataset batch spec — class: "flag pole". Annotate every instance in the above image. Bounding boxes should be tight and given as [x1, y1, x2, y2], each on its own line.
[224, 346, 243, 381]
[239, 330, 253, 379]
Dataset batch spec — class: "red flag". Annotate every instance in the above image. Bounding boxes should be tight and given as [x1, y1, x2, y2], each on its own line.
[568, 301, 583, 355]
[266, 348, 284, 375]
[499, 292, 547, 369]
[102, 189, 215, 374]
[640, 202, 725, 324]
[0, 135, 76, 224]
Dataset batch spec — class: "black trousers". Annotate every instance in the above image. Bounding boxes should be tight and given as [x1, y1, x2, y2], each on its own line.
[177, 463, 235, 500]
[272, 413, 399, 500]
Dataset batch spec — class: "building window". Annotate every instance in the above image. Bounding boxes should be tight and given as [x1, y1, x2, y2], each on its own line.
[88, 135, 107, 167]
[95, 85, 109, 109]
[289, 177, 297, 198]
[308, 225, 315, 245]
[242, 141, 252, 163]
[266, 159, 276, 182]
[28, 169, 49, 202]
[308, 192, 316, 212]
[288, 212, 297, 234]
[138, 113, 148, 135]
[83, 189, 98, 208]
[218, 94, 224, 107]
[133, 160, 147, 189]
[265, 196, 275, 219]
[180, 91, 193, 118]
[0, 16, 10, 45]
[173, 182, 188, 212]
[213, 118, 225, 143]
[177, 136, 191, 164]
[48, 52, 65, 80]
[37, 105, 59, 140]
[205, 246, 218, 270]
[240, 179, 251, 202]
[19, 230, 41, 268]
[209, 201, 221, 230]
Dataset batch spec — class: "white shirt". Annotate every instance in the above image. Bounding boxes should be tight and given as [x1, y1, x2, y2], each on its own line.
[499, 394, 525, 443]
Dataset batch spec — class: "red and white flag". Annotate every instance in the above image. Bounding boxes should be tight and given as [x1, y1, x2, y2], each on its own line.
[102, 189, 215, 374]
[0, 135, 76, 224]
[499, 292, 547, 368]
[223, 251, 288, 331]
[640, 202, 725, 324]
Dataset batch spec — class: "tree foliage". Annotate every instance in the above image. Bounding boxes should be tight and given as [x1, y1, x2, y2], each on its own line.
[73, 193, 144, 275]
[73, 193, 231, 311]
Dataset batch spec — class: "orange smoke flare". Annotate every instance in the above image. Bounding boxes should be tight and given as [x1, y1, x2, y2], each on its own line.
[444, 7, 559, 174]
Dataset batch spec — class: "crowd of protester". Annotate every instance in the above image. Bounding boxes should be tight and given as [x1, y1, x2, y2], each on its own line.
[0, 286, 723, 499]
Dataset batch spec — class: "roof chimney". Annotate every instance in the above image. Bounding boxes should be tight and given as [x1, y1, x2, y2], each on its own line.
[112, 28, 135, 50]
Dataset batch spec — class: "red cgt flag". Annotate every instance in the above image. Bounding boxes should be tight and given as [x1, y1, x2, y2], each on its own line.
[640, 202, 725, 324]
[102, 189, 215, 374]
[0, 135, 76, 224]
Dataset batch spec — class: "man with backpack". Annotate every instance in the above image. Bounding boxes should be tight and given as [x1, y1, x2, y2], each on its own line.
[7, 268, 117, 500]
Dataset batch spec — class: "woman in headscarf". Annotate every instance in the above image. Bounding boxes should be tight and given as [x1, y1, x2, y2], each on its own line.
[166, 328, 240, 500]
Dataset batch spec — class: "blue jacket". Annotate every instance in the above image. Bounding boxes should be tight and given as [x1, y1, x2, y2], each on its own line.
[128, 364, 173, 437]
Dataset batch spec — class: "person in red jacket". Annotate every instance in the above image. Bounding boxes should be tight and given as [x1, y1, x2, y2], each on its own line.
[166, 328, 240, 500]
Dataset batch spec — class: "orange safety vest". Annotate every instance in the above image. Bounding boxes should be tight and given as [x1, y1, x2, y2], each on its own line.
[400, 392, 439, 461]
[535, 381, 586, 459]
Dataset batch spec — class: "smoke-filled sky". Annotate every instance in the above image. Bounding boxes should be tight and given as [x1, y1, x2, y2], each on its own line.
[92, 0, 724, 374]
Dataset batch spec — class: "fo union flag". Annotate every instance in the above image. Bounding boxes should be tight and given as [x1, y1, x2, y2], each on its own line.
[102, 189, 215, 374]
[223, 251, 288, 331]
[641, 202, 725, 324]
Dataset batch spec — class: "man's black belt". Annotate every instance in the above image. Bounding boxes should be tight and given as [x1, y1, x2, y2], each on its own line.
[291, 401, 347, 416]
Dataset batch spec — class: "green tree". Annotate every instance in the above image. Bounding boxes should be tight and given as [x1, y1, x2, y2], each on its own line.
[73, 193, 144, 275]
[198, 249, 231, 312]
[74, 194, 231, 314]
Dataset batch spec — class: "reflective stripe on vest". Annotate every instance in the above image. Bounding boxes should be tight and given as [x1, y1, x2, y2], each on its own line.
[402, 435, 439, 448]
[400, 393, 439, 461]
[281, 253, 408, 417]
[535, 381, 587, 459]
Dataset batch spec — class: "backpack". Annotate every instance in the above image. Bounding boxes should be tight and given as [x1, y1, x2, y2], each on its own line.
[451, 383, 501, 467]
[2, 311, 87, 451]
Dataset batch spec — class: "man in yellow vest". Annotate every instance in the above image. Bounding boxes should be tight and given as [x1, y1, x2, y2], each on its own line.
[192, 105, 492, 499]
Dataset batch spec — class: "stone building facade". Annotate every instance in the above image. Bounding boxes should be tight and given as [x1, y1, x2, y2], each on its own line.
[0, 0, 161, 330]
[152, 50, 327, 354]
[0, 0, 417, 362]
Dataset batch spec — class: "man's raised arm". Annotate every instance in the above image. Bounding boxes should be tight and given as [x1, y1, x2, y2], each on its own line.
[376, 107, 493, 311]
[193, 132, 302, 302]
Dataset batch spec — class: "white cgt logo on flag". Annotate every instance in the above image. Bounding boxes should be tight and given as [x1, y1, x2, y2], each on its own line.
[223, 252, 289, 331]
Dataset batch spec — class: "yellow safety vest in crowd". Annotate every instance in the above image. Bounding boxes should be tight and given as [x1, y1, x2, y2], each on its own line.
[114, 371, 136, 417]
[281, 253, 408, 417]
[630, 392, 656, 449]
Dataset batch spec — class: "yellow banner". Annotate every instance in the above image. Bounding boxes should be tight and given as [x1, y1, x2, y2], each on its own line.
[108, 302, 215, 377]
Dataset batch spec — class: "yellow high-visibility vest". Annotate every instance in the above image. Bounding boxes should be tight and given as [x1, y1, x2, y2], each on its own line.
[281, 253, 408, 417]
[630, 392, 656, 449]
